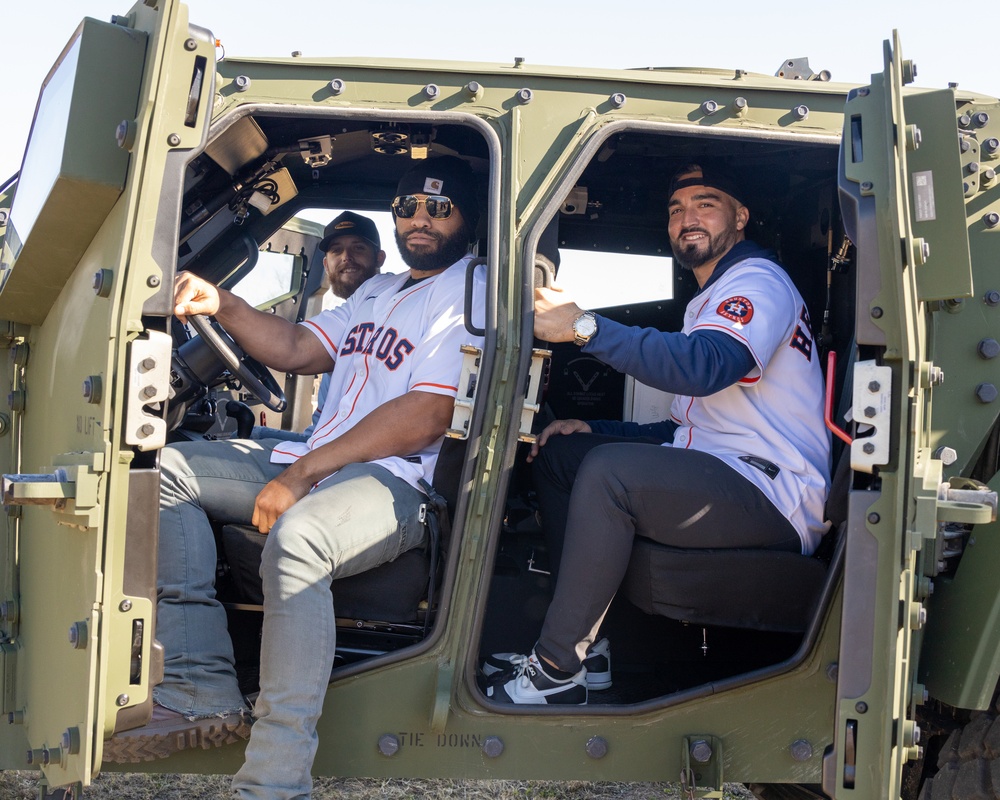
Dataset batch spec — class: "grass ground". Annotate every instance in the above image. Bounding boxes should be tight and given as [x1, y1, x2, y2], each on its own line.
[0, 773, 758, 799]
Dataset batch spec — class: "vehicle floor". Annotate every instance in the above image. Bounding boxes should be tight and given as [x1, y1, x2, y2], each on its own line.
[228, 593, 802, 704]
[478, 595, 804, 705]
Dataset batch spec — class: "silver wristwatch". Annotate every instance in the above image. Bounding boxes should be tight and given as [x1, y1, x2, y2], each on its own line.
[572, 311, 597, 346]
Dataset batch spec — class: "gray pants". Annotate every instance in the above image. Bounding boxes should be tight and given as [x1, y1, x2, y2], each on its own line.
[533, 435, 800, 673]
[154, 437, 426, 797]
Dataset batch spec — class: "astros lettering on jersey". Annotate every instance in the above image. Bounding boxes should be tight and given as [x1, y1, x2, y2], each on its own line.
[271, 254, 485, 492]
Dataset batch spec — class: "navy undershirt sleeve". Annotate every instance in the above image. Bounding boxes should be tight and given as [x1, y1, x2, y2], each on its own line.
[582, 317, 756, 397]
[588, 418, 678, 442]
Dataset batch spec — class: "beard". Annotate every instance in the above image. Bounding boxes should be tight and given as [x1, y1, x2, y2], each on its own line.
[330, 263, 378, 299]
[671, 226, 740, 272]
[395, 222, 472, 271]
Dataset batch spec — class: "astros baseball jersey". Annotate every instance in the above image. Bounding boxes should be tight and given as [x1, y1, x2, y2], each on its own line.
[669, 255, 831, 553]
[270, 255, 485, 493]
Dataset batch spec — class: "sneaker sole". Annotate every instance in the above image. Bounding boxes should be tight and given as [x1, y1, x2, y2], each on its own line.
[102, 715, 252, 763]
[483, 661, 611, 692]
[585, 674, 612, 691]
[488, 681, 588, 705]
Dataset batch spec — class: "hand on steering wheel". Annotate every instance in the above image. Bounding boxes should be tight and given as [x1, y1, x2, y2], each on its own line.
[187, 315, 287, 412]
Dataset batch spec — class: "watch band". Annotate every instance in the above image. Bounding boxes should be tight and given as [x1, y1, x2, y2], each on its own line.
[572, 311, 597, 346]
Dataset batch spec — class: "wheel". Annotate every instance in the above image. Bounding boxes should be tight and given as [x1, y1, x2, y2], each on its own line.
[187, 314, 286, 412]
[914, 712, 1000, 800]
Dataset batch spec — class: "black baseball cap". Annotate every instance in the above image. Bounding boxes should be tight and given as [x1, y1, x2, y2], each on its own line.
[318, 211, 381, 253]
[668, 162, 747, 208]
[395, 155, 480, 235]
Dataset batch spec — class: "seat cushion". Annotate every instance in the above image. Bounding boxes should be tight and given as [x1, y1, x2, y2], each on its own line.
[221, 524, 429, 622]
[621, 537, 828, 633]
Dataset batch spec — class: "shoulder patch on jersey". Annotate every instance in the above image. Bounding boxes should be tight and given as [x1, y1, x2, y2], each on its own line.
[716, 296, 754, 324]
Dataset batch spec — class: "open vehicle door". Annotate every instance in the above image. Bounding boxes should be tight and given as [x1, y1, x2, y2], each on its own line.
[0, 0, 215, 791]
[830, 31, 997, 799]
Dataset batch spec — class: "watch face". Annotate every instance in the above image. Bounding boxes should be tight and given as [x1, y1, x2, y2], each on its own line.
[575, 314, 597, 337]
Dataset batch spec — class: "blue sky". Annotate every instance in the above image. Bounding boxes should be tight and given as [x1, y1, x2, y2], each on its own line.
[2, 0, 994, 183]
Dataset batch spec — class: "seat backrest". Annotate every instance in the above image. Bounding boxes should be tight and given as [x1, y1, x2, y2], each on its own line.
[432, 436, 467, 517]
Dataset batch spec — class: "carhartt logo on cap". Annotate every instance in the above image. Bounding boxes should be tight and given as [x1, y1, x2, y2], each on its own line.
[424, 177, 443, 193]
[334, 221, 355, 230]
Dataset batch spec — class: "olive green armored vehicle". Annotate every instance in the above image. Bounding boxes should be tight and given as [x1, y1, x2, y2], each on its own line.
[1, 1, 999, 798]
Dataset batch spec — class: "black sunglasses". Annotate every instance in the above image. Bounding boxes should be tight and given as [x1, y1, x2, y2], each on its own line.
[391, 195, 454, 220]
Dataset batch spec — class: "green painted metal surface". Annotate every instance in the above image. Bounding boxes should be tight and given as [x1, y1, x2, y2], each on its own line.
[2, 4, 1000, 798]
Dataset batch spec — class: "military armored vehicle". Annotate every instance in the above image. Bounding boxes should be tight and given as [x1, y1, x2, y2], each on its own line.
[1, 1, 999, 798]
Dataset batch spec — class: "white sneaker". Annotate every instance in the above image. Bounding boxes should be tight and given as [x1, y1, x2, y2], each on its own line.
[484, 651, 587, 705]
[483, 637, 612, 691]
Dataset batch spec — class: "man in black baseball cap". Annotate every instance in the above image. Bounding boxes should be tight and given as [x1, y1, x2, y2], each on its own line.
[666, 162, 749, 279]
[392, 155, 480, 272]
[318, 210, 386, 300]
[484, 158, 829, 706]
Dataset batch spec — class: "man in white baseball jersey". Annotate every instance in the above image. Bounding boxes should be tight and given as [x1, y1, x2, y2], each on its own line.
[251, 209, 386, 442]
[485, 163, 830, 705]
[106, 157, 485, 795]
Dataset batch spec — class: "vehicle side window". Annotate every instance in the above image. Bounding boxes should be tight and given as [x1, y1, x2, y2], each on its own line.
[229, 250, 299, 310]
[555, 250, 673, 310]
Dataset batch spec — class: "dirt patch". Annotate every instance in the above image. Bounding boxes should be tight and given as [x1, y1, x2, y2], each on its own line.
[0, 773, 758, 799]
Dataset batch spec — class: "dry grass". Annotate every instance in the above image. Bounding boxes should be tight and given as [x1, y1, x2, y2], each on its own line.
[0, 772, 758, 799]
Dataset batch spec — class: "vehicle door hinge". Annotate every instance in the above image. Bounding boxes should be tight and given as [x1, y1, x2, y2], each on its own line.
[517, 348, 550, 444]
[851, 360, 891, 473]
[124, 331, 171, 452]
[446, 345, 483, 440]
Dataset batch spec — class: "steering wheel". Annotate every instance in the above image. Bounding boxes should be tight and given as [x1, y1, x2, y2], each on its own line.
[187, 314, 287, 412]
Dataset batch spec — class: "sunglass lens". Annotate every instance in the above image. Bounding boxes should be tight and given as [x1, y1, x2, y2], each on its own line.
[393, 196, 418, 218]
[425, 196, 452, 219]
[392, 195, 453, 219]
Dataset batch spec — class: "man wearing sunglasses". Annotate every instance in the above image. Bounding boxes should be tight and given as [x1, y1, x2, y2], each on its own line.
[107, 157, 485, 798]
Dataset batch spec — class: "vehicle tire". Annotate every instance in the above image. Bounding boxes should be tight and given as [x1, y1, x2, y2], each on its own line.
[747, 783, 828, 799]
[915, 712, 1000, 800]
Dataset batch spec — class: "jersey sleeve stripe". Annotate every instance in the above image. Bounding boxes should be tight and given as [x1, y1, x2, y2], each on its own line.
[301, 319, 339, 354]
[411, 381, 459, 392]
[689, 321, 752, 345]
[271, 445, 304, 460]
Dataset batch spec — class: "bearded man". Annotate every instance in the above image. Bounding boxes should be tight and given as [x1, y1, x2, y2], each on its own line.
[107, 158, 485, 800]
[484, 163, 830, 704]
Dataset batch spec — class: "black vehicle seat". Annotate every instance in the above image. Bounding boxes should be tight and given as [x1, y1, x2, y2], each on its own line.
[620, 348, 855, 634]
[220, 436, 467, 626]
[621, 450, 849, 633]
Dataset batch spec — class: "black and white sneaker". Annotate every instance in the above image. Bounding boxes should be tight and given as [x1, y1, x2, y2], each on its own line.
[483, 637, 612, 691]
[484, 651, 587, 704]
